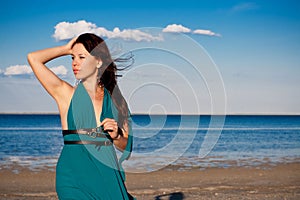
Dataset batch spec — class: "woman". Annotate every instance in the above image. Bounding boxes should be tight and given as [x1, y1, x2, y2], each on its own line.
[27, 33, 134, 199]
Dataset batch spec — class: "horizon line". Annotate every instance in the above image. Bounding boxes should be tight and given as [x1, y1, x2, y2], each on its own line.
[0, 112, 299, 116]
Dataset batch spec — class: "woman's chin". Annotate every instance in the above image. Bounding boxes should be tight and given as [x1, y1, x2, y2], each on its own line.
[74, 74, 81, 79]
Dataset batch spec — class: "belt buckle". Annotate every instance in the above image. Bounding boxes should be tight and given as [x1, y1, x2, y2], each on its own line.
[88, 127, 103, 138]
[95, 126, 103, 133]
[88, 131, 97, 138]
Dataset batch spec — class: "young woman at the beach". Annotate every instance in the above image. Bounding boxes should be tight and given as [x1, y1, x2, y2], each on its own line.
[27, 33, 134, 199]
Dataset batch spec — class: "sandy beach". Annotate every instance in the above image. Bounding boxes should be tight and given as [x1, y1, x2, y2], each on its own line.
[1, 163, 299, 200]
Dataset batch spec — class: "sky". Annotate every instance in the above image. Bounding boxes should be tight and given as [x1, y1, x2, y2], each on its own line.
[0, 0, 299, 114]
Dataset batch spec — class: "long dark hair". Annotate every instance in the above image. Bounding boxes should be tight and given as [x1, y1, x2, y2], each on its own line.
[72, 33, 132, 128]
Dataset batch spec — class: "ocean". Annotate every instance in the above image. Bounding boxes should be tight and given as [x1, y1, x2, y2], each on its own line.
[0, 114, 299, 173]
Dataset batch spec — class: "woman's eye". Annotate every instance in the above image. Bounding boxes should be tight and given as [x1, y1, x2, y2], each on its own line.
[71, 56, 74, 60]
[80, 56, 85, 59]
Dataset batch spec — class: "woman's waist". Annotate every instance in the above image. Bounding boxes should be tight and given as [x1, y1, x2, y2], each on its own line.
[62, 128, 111, 142]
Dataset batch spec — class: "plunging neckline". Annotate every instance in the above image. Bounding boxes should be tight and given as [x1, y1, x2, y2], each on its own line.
[76, 83, 104, 127]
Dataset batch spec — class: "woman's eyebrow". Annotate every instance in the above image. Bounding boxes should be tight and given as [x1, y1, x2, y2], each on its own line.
[71, 53, 86, 56]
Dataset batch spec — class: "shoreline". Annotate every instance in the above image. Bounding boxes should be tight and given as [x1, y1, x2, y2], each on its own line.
[1, 162, 299, 200]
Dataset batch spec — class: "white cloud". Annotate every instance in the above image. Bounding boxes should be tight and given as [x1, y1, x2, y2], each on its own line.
[3, 65, 32, 76]
[49, 65, 68, 76]
[2, 65, 68, 77]
[53, 20, 98, 40]
[108, 28, 163, 42]
[53, 20, 221, 42]
[53, 20, 163, 42]
[193, 29, 221, 37]
[163, 24, 220, 37]
[162, 24, 191, 33]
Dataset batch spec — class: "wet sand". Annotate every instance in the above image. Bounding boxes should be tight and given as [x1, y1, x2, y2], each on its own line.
[1, 163, 300, 200]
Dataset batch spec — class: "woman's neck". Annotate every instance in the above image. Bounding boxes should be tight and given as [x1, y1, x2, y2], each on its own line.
[82, 79, 103, 100]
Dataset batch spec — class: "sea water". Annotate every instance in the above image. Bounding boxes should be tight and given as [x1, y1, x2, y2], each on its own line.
[0, 114, 299, 172]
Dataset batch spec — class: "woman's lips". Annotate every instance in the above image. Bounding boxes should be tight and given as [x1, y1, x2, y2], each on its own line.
[73, 69, 79, 74]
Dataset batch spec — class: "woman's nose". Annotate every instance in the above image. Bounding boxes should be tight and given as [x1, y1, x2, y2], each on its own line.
[72, 58, 79, 67]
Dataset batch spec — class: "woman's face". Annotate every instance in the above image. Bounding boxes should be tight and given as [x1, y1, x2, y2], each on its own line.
[71, 43, 101, 81]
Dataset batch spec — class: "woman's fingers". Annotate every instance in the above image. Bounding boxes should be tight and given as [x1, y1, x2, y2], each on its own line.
[101, 118, 119, 139]
[101, 118, 117, 130]
[65, 36, 78, 53]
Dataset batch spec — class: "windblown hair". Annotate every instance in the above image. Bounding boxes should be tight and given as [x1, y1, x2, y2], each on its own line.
[72, 33, 132, 128]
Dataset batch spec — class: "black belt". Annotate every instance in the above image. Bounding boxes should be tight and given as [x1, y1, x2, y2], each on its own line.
[64, 140, 112, 146]
[62, 127, 108, 138]
[63, 128, 112, 146]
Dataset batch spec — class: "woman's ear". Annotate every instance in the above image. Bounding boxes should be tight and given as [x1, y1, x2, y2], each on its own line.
[96, 60, 103, 69]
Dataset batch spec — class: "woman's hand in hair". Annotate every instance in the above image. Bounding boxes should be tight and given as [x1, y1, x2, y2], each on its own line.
[65, 36, 78, 54]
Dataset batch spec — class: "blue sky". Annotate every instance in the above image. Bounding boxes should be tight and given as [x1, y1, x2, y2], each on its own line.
[0, 0, 299, 114]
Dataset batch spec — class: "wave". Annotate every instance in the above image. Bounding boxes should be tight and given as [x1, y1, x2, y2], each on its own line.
[2, 154, 299, 173]
[0, 127, 62, 131]
[1, 127, 300, 132]
[132, 127, 300, 131]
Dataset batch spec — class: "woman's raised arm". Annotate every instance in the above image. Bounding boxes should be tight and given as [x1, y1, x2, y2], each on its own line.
[27, 38, 76, 101]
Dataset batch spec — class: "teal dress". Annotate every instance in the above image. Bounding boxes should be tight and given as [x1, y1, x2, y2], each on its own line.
[56, 83, 134, 200]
